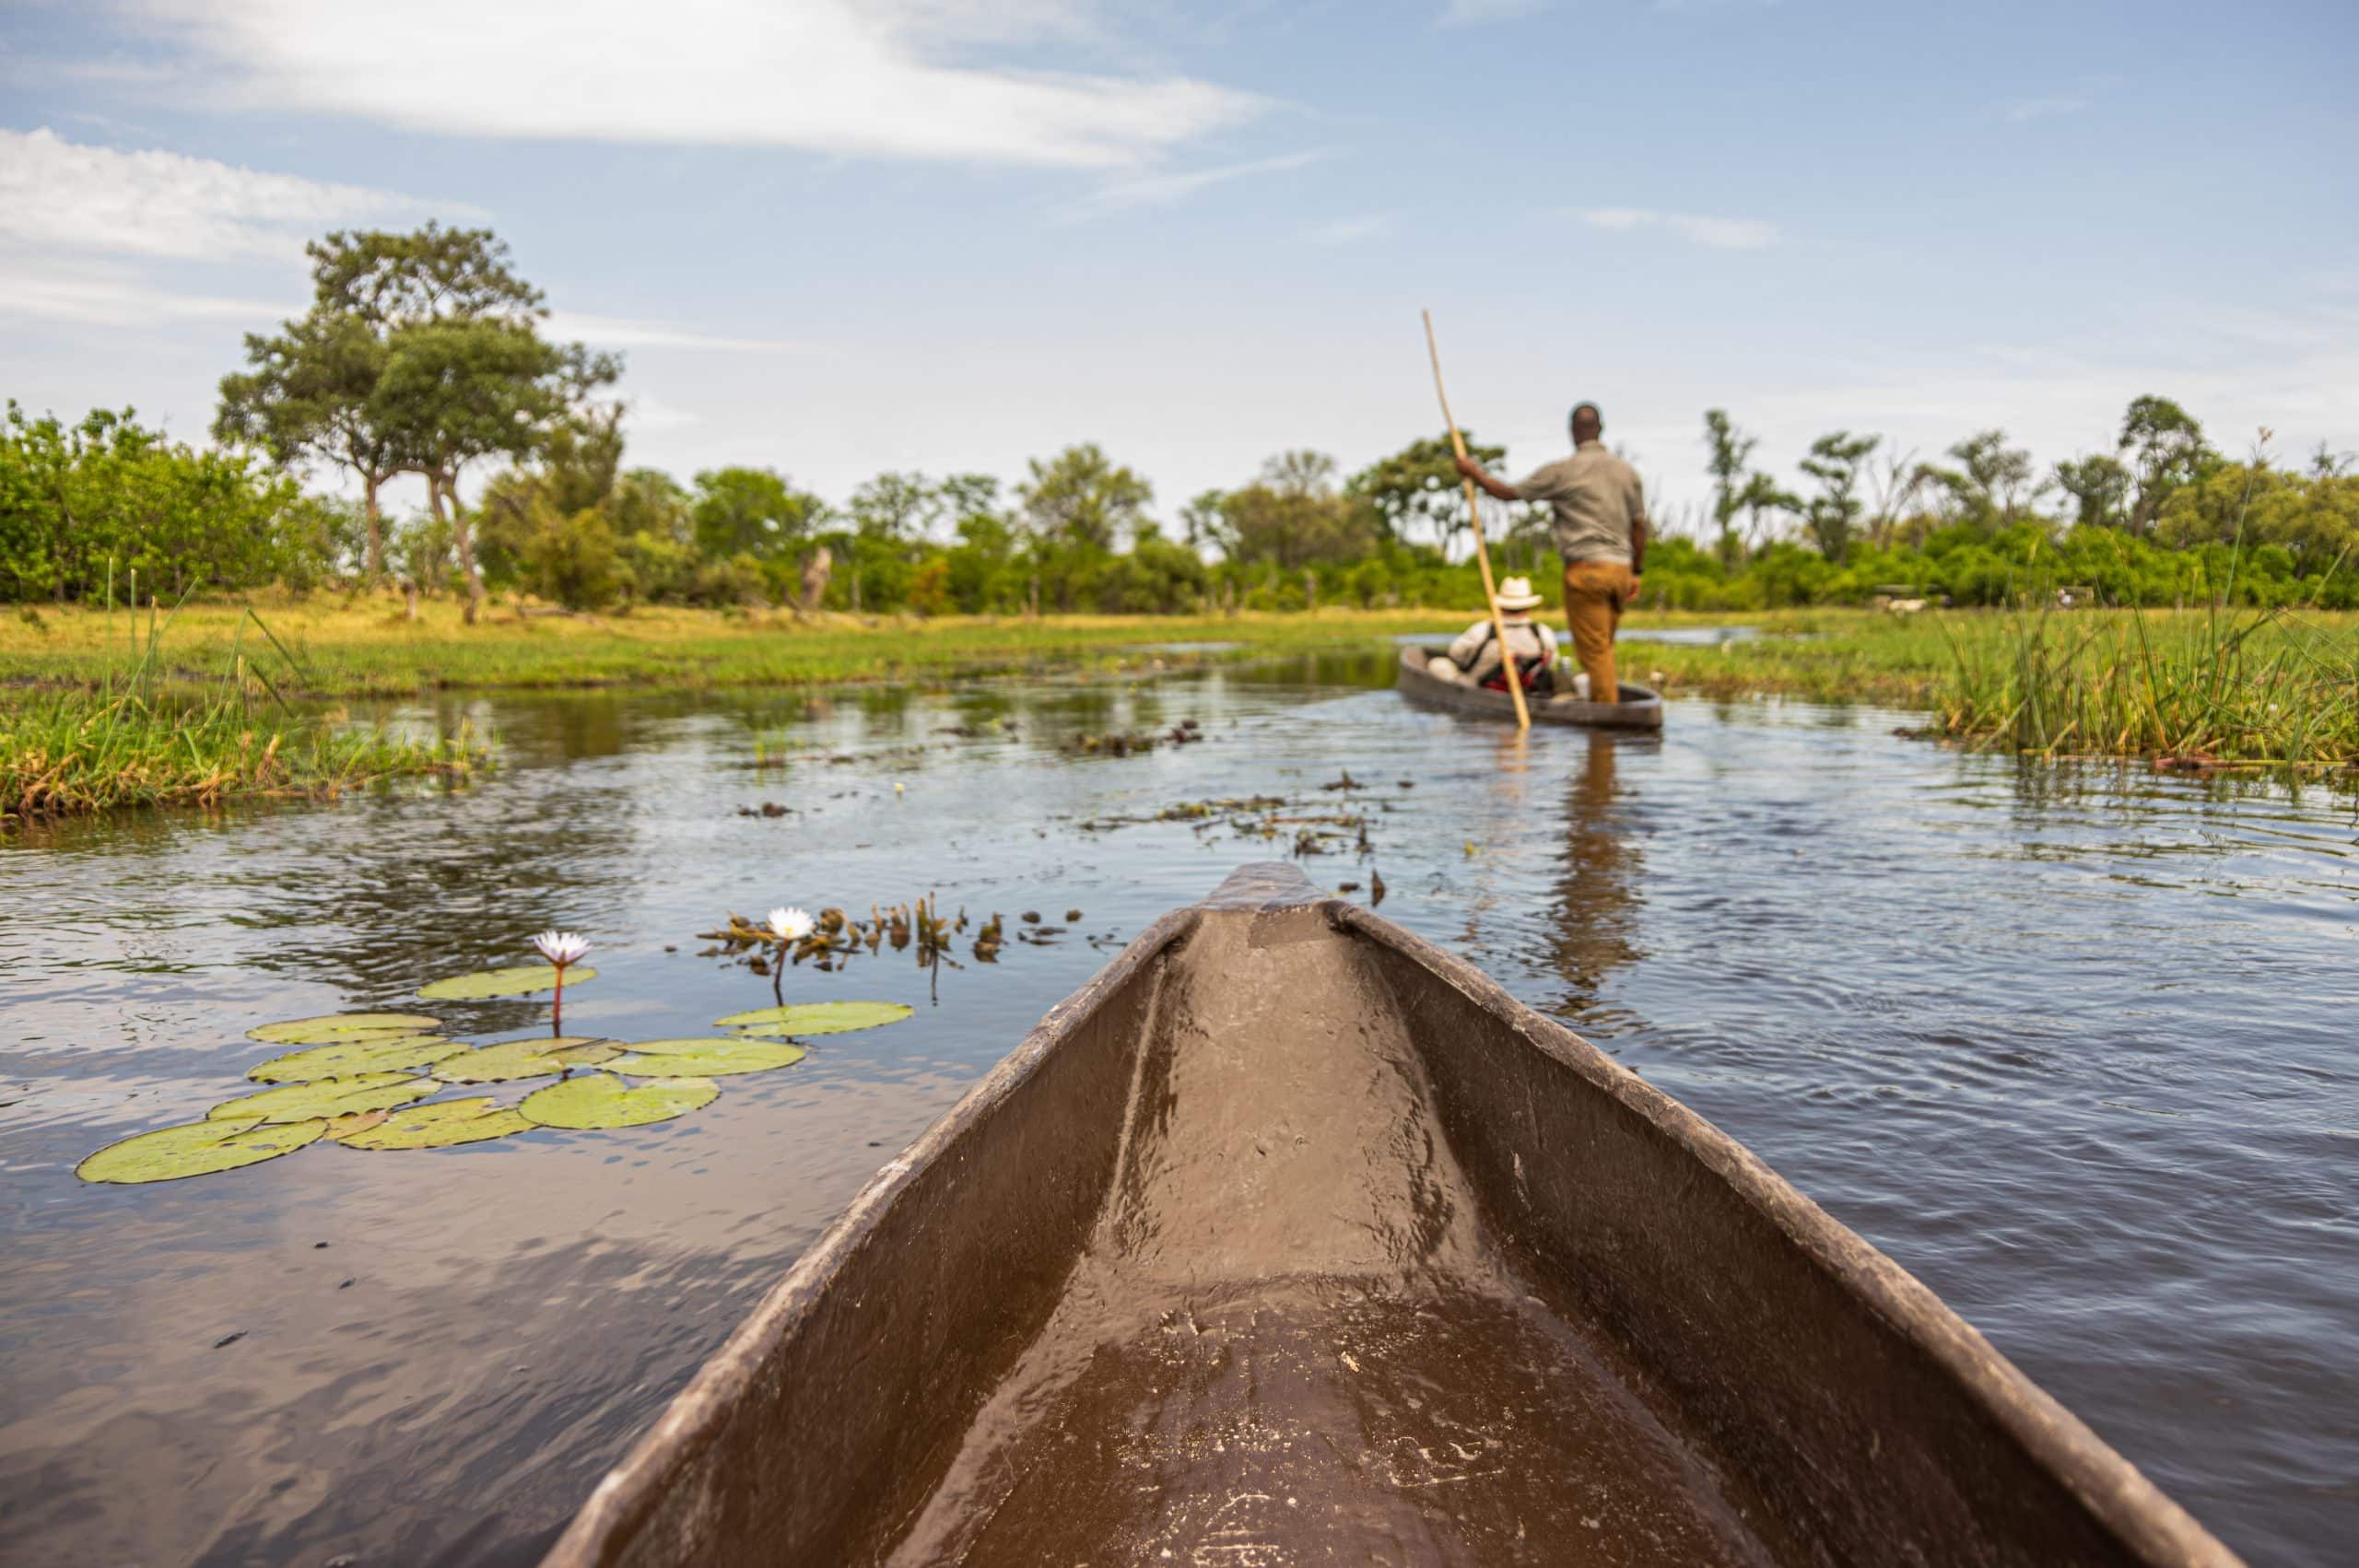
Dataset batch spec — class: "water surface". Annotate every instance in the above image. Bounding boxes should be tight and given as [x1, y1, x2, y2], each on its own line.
[2, 655, 2353, 1564]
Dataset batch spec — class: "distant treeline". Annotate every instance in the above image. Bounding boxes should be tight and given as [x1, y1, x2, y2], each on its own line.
[2, 223, 2353, 616]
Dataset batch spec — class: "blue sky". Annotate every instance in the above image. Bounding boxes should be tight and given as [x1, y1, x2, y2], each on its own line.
[3, 0, 2353, 533]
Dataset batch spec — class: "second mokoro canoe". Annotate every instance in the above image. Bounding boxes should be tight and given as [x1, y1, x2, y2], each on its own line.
[546, 863, 2236, 1567]
[1398, 643, 1665, 730]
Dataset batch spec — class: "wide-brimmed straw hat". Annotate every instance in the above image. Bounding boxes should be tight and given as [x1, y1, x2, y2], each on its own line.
[1494, 576, 1543, 612]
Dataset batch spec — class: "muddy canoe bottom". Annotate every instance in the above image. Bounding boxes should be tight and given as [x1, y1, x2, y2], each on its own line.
[548, 865, 2234, 1567]
[1397, 644, 1665, 731]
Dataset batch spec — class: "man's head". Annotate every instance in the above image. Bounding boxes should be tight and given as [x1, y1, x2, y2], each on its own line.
[1569, 402, 1603, 445]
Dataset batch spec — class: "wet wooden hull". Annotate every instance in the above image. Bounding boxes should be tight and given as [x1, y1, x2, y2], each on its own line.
[547, 864, 2236, 1568]
[1397, 643, 1665, 730]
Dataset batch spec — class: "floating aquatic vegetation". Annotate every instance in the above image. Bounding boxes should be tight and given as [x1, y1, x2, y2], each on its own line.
[431, 1037, 617, 1083]
[521, 1072, 719, 1130]
[209, 1071, 439, 1125]
[610, 1038, 808, 1077]
[334, 1098, 533, 1151]
[417, 963, 598, 1001]
[77, 1117, 326, 1185]
[246, 1036, 465, 1083]
[247, 1012, 441, 1046]
[700, 895, 963, 977]
[715, 1000, 913, 1036]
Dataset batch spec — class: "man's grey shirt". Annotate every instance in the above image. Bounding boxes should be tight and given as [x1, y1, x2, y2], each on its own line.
[1515, 439, 1645, 565]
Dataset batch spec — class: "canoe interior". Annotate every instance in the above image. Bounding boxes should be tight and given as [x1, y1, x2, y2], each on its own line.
[1396, 644, 1665, 731]
[551, 865, 2233, 1568]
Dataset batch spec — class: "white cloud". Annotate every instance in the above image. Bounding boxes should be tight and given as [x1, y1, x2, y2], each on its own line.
[1301, 212, 1398, 246]
[0, 260, 293, 326]
[1575, 206, 1780, 250]
[121, 0, 1265, 168]
[1059, 148, 1329, 218]
[0, 126, 471, 263]
[1438, 0, 1547, 25]
[546, 312, 812, 354]
[2004, 92, 2091, 124]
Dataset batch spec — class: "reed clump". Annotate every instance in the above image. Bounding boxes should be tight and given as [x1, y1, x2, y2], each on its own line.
[1, 596, 487, 824]
[1933, 606, 2359, 775]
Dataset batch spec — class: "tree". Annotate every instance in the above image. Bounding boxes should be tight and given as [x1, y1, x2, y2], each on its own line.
[1702, 409, 1758, 566]
[849, 471, 939, 542]
[2054, 453, 2131, 530]
[1795, 431, 1879, 564]
[691, 467, 826, 561]
[2117, 395, 2212, 534]
[373, 317, 603, 621]
[1016, 443, 1152, 550]
[1924, 429, 2044, 529]
[1192, 451, 1380, 570]
[216, 311, 401, 577]
[1735, 472, 1797, 554]
[1347, 432, 1509, 555]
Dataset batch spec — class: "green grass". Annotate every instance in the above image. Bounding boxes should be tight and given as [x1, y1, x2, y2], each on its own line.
[1931, 604, 2359, 773]
[5, 593, 2354, 786]
[1, 600, 488, 824]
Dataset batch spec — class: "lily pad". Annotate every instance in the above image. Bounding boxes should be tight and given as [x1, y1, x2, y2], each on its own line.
[208, 1071, 439, 1124]
[334, 1097, 534, 1151]
[418, 965, 598, 1001]
[713, 1000, 914, 1036]
[610, 1038, 808, 1078]
[77, 1117, 326, 1185]
[247, 1012, 441, 1046]
[247, 1036, 466, 1083]
[520, 1071, 718, 1130]
[430, 1037, 617, 1083]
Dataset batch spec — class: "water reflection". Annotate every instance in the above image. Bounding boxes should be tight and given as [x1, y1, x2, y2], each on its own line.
[1549, 735, 1644, 1018]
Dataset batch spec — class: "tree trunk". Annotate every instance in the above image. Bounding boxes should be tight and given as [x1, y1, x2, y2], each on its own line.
[1303, 568, 1317, 611]
[362, 476, 386, 581]
[799, 545, 832, 614]
[433, 471, 485, 626]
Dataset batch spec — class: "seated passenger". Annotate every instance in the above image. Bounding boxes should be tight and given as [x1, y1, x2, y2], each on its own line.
[1435, 576, 1559, 693]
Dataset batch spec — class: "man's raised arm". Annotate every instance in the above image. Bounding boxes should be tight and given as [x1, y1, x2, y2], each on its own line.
[1453, 453, 1520, 503]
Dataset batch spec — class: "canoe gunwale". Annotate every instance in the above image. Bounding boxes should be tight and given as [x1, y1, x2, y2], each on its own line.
[1396, 643, 1666, 731]
[1327, 900, 2238, 1568]
[543, 902, 1207, 1567]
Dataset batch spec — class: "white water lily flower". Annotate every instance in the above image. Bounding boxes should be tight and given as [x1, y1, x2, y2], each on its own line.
[768, 907, 816, 942]
[533, 930, 593, 966]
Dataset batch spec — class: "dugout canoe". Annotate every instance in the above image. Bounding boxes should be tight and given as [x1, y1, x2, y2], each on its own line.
[546, 863, 2237, 1568]
[1397, 643, 1665, 730]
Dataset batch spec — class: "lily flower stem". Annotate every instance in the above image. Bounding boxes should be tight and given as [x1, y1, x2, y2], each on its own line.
[552, 963, 567, 1037]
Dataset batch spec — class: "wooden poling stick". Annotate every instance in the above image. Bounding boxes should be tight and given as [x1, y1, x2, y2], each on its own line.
[1422, 310, 1532, 731]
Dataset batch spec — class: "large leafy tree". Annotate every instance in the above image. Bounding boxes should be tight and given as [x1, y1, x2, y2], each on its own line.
[1016, 443, 1152, 550]
[691, 467, 827, 561]
[1701, 409, 1758, 566]
[1345, 432, 1509, 554]
[1190, 451, 1380, 569]
[216, 224, 613, 616]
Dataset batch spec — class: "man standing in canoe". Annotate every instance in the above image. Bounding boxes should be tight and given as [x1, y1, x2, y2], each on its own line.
[1455, 402, 1646, 704]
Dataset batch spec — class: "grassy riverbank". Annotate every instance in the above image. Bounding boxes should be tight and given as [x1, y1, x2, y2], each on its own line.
[4, 598, 2353, 793]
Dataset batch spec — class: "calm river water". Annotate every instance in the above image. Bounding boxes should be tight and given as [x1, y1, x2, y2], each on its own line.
[2, 650, 2353, 1565]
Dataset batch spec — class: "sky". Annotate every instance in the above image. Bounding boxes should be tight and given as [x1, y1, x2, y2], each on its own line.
[3, 0, 2355, 535]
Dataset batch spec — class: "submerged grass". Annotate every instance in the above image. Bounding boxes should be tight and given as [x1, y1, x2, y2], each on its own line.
[2, 600, 487, 824]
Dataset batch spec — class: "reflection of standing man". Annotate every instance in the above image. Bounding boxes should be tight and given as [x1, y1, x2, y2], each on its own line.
[1456, 403, 1646, 703]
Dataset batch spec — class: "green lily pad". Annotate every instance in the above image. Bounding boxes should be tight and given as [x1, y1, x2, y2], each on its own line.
[520, 1072, 718, 1130]
[247, 1012, 441, 1045]
[247, 1036, 466, 1083]
[77, 1117, 326, 1185]
[610, 1038, 808, 1078]
[334, 1097, 534, 1151]
[418, 965, 598, 1001]
[713, 1000, 914, 1036]
[430, 1037, 617, 1083]
[208, 1072, 439, 1125]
